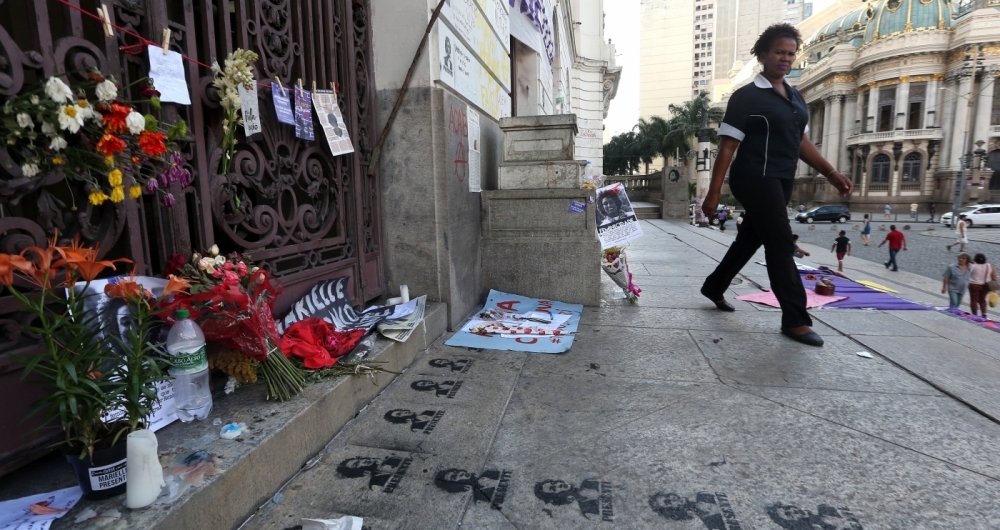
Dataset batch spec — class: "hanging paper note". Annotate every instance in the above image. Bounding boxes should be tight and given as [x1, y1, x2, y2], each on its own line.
[271, 82, 295, 125]
[294, 87, 314, 141]
[467, 107, 481, 193]
[238, 83, 261, 136]
[147, 45, 191, 105]
[311, 90, 355, 156]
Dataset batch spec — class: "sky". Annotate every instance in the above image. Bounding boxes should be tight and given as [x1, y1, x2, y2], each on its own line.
[603, 0, 837, 141]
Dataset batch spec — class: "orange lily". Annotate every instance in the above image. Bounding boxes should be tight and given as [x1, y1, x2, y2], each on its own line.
[68, 257, 130, 282]
[19, 245, 66, 288]
[104, 266, 149, 300]
[0, 253, 34, 286]
[161, 274, 192, 298]
[55, 236, 98, 262]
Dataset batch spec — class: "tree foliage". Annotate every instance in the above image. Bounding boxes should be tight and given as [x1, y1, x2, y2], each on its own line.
[603, 92, 725, 176]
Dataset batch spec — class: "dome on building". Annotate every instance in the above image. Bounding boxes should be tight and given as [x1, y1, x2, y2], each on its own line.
[807, 9, 869, 45]
[863, 0, 953, 43]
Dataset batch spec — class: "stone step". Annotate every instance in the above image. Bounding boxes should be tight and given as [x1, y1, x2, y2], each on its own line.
[632, 201, 661, 220]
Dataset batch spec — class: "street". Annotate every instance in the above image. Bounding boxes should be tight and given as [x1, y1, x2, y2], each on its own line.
[240, 219, 1000, 529]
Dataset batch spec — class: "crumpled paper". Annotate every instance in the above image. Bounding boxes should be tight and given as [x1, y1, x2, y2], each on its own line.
[301, 516, 364, 530]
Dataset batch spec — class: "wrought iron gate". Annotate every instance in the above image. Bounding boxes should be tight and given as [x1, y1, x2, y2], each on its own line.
[0, 0, 384, 470]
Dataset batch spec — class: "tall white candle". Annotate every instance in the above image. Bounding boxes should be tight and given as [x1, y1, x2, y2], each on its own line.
[126, 429, 164, 509]
[400, 285, 409, 303]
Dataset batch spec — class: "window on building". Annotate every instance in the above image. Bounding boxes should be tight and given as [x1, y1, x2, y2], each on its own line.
[695, 24, 700, 29]
[877, 86, 896, 132]
[991, 87, 1000, 125]
[708, 42, 712, 48]
[871, 154, 891, 184]
[709, 13, 713, 18]
[701, 80, 708, 85]
[907, 83, 926, 130]
[708, 32, 713, 37]
[901, 153, 921, 184]
[694, 72, 700, 77]
[854, 154, 864, 183]
[696, 5, 701, 10]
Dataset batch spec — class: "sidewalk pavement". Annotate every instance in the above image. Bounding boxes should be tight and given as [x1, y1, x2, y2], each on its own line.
[241, 219, 1000, 529]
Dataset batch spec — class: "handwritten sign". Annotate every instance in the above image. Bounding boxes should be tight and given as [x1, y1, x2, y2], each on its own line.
[467, 107, 481, 192]
[147, 45, 191, 105]
[271, 82, 295, 125]
[294, 86, 314, 141]
[238, 83, 261, 136]
[312, 90, 355, 156]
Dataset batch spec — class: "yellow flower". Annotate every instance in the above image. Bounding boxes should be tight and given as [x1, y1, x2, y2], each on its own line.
[108, 168, 123, 187]
[104, 155, 115, 167]
[63, 106, 77, 118]
[88, 190, 109, 206]
[129, 185, 142, 199]
[52, 156, 64, 165]
[110, 186, 125, 203]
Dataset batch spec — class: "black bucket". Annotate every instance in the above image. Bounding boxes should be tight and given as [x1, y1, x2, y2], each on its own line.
[64, 442, 128, 500]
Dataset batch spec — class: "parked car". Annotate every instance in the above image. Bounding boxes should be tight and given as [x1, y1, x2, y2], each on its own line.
[795, 204, 851, 224]
[940, 204, 1000, 228]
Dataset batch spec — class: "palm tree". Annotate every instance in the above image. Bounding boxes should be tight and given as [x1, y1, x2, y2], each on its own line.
[664, 91, 724, 197]
[603, 132, 642, 176]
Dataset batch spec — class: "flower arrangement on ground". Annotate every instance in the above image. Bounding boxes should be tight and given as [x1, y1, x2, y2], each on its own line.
[0, 70, 191, 207]
[162, 245, 306, 401]
[601, 246, 642, 304]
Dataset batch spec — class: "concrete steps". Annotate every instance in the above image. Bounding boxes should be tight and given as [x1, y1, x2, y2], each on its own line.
[632, 200, 661, 219]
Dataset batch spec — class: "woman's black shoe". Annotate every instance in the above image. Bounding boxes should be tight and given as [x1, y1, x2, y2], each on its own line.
[781, 328, 824, 347]
[701, 289, 736, 312]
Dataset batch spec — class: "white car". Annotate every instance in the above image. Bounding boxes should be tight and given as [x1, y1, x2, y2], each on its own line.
[940, 204, 1000, 228]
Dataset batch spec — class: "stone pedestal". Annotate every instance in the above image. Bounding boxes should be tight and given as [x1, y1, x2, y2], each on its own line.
[498, 160, 586, 189]
[482, 189, 601, 306]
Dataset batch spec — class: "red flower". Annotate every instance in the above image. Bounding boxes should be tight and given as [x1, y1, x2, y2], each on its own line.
[138, 131, 167, 157]
[102, 103, 131, 134]
[165, 253, 186, 276]
[140, 85, 161, 98]
[96, 134, 127, 157]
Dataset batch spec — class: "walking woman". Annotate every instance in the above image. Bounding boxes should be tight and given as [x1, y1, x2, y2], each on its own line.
[968, 253, 998, 317]
[860, 214, 871, 246]
[700, 23, 852, 347]
[941, 253, 971, 310]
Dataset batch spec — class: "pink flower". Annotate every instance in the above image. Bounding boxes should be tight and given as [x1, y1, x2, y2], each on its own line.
[222, 270, 240, 286]
[223, 262, 234, 271]
[236, 262, 248, 276]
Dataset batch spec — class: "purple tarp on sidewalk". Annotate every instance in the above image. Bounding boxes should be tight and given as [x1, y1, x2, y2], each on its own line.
[798, 270, 932, 310]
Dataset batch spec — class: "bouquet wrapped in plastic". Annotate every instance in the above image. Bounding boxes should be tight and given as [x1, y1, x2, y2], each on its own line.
[601, 247, 641, 304]
[161, 247, 305, 401]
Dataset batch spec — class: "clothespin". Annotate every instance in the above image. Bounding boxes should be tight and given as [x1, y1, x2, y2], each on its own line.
[98, 4, 113, 38]
[311, 80, 316, 93]
[275, 77, 286, 97]
[297, 78, 303, 92]
[161, 28, 171, 54]
[329, 82, 337, 93]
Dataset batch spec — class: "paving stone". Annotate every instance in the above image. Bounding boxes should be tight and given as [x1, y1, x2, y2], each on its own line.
[812, 310, 939, 337]
[581, 306, 839, 335]
[689, 331, 941, 395]
[887, 310, 1000, 362]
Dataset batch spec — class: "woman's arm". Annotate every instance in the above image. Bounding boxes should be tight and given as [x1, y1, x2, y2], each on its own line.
[799, 136, 853, 197]
[702, 136, 740, 218]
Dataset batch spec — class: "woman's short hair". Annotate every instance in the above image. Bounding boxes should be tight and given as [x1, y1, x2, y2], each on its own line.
[958, 252, 971, 262]
[751, 23, 802, 61]
[973, 253, 987, 264]
[597, 193, 623, 217]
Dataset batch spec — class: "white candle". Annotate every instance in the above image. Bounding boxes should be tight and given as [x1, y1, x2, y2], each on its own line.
[400, 285, 409, 303]
[126, 429, 164, 509]
[386, 297, 403, 306]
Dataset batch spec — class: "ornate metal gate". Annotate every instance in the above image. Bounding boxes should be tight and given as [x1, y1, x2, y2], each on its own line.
[0, 0, 383, 470]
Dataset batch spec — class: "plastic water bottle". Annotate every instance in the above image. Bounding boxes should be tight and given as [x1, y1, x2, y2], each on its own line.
[583, 160, 594, 181]
[166, 309, 212, 422]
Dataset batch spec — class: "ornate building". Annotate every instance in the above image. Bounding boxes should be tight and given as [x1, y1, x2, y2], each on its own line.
[730, 0, 1000, 210]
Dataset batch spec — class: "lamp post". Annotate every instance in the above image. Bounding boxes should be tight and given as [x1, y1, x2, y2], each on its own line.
[939, 46, 995, 227]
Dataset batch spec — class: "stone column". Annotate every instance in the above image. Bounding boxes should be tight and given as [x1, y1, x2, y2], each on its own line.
[819, 100, 831, 158]
[808, 104, 819, 143]
[939, 76, 958, 167]
[825, 94, 843, 171]
[973, 69, 997, 147]
[926, 76, 940, 128]
[895, 79, 910, 130]
[867, 83, 880, 133]
[842, 93, 858, 168]
[949, 74, 974, 170]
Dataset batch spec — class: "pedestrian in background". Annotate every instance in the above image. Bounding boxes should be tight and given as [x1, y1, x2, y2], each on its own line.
[928, 204, 936, 223]
[942, 253, 971, 310]
[947, 214, 968, 252]
[717, 207, 728, 232]
[884, 204, 891, 220]
[910, 202, 918, 221]
[701, 23, 852, 347]
[831, 230, 851, 273]
[968, 253, 997, 317]
[860, 214, 871, 246]
[736, 213, 744, 234]
[792, 234, 809, 258]
[878, 225, 906, 271]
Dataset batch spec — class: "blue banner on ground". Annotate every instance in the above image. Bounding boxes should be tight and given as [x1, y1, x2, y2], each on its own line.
[445, 290, 583, 354]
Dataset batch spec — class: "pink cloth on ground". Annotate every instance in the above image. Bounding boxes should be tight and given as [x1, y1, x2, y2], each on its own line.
[736, 289, 847, 309]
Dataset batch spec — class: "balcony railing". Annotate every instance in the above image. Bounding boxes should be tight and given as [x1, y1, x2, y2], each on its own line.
[846, 128, 945, 146]
[991, 125, 1000, 137]
[868, 182, 890, 192]
[900, 182, 922, 192]
[603, 172, 664, 202]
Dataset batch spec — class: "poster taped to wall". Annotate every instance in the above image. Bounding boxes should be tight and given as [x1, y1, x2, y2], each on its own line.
[312, 89, 355, 156]
[595, 183, 643, 249]
[467, 107, 481, 192]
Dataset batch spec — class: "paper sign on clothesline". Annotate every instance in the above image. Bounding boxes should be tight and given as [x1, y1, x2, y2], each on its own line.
[238, 83, 261, 136]
[312, 90, 354, 156]
[271, 82, 295, 125]
[147, 45, 191, 105]
[294, 86, 314, 141]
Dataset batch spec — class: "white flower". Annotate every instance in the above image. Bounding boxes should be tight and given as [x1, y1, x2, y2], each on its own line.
[49, 136, 67, 151]
[208, 244, 220, 257]
[197, 257, 217, 272]
[95, 80, 118, 103]
[57, 105, 84, 133]
[214, 255, 226, 267]
[125, 111, 146, 135]
[21, 163, 39, 178]
[29, 95, 39, 105]
[75, 102, 97, 122]
[16, 113, 33, 129]
[41, 122, 56, 136]
[44, 77, 74, 104]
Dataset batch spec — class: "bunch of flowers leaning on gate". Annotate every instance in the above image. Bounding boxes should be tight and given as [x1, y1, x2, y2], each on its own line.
[0, 70, 191, 207]
[161, 246, 307, 401]
[211, 48, 258, 176]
